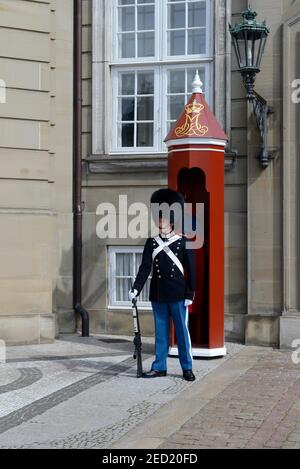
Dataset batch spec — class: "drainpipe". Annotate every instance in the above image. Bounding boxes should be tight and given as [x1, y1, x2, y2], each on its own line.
[73, 0, 89, 337]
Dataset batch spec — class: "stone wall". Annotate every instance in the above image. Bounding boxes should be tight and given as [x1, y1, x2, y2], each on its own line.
[80, 0, 250, 340]
[0, 0, 74, 344]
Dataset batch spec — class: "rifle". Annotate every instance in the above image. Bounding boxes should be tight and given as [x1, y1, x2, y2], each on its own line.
[131, 285, 143, 378]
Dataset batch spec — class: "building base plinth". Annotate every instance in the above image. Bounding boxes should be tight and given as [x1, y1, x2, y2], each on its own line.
[169, 346, 227, 358]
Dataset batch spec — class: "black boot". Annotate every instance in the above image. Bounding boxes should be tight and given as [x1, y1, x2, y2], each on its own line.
[142, 370, 167, 378]
[183, 370, 195, 381]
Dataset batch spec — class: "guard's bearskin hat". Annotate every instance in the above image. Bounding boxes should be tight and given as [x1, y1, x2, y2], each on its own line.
[151, 189, 184, 229]
[150, 188, 184, 207]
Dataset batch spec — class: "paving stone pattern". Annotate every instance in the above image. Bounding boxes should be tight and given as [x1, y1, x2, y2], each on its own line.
[160, 350, 300, 449]
[0, 337, 243, 448]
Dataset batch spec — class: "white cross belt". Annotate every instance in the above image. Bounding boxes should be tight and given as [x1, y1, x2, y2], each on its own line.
[152, 235, 184, 276]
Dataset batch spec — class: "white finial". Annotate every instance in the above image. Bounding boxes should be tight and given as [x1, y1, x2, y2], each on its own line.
[192, 70, 203, 93]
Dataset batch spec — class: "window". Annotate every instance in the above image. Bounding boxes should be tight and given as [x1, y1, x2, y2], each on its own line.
[116, 70, 156, 148]
[109, 247, 151, 308]
[166, 0, 209, 57]
[111, 0, 212, 153]
[112, 64, 210, 152]
[116, 0, 156, 59]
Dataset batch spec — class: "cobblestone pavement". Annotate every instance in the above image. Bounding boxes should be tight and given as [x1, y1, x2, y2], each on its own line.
[159, 348, 300, 449]
[2, 336, 298, 450]
[0, 335, 243, 449]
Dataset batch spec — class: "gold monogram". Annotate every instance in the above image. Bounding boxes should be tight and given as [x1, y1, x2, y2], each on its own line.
[175, 100, 209, 137]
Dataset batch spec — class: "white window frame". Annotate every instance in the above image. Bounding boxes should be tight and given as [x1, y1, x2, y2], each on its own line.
[111, 62, 212, 154]
[162, 0, 212, 61]
[93, 1, 232, 157]
[112, 0, 212, 63]
[108, 246, 152, 310]
[113, 0, 159, 63]
[111, 66, 161, 153]
[110, 0, 213, 154]
[92, 0, 224, 156]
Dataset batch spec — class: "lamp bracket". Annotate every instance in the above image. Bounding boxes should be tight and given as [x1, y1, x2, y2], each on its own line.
[250, 91, 274, 169]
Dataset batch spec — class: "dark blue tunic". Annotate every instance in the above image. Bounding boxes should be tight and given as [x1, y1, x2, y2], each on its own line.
[134, 235, 196, 303]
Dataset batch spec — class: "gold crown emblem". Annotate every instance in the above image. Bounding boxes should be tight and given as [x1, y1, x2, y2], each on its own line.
[185, 100, 204, 115]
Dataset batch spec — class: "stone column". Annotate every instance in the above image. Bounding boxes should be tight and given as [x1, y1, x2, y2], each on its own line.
[280, 2, 300, 348]
[245, 0, 283, 347]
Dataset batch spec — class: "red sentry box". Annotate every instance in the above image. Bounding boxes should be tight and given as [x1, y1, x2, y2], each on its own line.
[165, 79, 228, 358]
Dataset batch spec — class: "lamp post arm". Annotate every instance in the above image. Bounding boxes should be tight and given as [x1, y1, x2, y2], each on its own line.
[251, 91, 274, 169]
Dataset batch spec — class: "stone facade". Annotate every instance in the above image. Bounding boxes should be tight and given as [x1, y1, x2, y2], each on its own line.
[0, 0, 74, 344]
[84, 0, 247, 340]
[0, 0, 299, 347]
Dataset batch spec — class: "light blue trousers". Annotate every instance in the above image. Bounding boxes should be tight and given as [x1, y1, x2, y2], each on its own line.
[151, 301, 193, 372]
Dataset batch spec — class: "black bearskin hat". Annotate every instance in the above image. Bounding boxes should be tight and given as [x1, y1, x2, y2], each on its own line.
[150, 188, 184, 207]
[151, 189, 184, 228]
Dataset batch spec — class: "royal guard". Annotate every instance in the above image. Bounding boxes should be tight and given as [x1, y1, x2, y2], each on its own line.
[129, 188, 196, 381]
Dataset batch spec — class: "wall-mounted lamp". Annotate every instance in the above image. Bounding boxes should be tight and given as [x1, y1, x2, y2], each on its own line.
[229, 7, 274, 169]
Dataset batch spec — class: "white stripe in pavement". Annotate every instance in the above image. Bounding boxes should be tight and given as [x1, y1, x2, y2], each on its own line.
[0, 355, 129, 418]
[185, 306, 193, 366]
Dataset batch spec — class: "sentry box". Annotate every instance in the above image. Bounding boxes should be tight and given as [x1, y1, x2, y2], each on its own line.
[165, 72, 228, 358]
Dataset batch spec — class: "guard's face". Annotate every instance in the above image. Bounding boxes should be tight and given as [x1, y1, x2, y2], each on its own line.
[159, 217, 173, 234]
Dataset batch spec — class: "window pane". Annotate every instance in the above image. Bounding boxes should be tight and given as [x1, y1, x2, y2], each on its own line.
[188, 29, 206, 55]
[121, 123, 134, 147]
[120, 33, 135, 58]
[168, 70, 185, 93]
[137, 97, 154, 120]
[168, 95, 185, 121]
[167, 121, 174, 132]
[116, 278, 132, 302]
[119, 7, 135, 32]
[137, 32, 155, 57]
[120, 73, 135, 95]
[137, 72, 154, 94]
[169, 30, 185, 56]
[168, 3, 185, 29]
[188, 1, 206, 28]
[187, 68, 205, 93]
[137, 5, 154, 31]
[116, 253, 133, 276]
[137, 123, 153, 146]
[119, 0, 134, 5]
[120, 98, 135, 121]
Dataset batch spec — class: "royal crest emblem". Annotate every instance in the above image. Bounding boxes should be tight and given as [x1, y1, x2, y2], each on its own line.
[175, 100, 209, 137]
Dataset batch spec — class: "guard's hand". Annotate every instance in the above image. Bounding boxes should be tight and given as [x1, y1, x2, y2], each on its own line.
[184, 299, 193, 307]
[129, 289, 138, 301]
